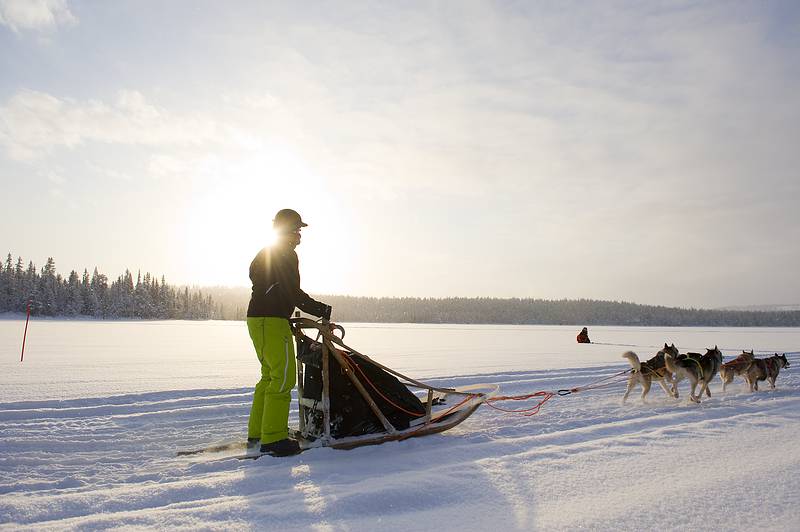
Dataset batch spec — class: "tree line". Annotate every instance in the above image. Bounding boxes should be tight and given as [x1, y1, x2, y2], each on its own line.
[202, 288, 800, 327]
[321, 296, 800, 326]
[0, 254, 219, 319]
[3, 255, 799, 326]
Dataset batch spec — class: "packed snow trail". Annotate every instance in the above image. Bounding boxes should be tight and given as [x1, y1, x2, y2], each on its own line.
[2, 354, 799, 531]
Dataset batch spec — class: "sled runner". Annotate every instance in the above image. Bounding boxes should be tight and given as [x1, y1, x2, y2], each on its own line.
[289, 318, 496, 451]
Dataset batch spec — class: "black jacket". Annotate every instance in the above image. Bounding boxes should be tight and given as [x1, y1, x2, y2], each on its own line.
[246, 245, 328, 319]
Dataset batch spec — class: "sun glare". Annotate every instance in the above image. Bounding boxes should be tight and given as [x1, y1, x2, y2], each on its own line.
[176, 144, 360, 291]
[265, 228, 279, 248]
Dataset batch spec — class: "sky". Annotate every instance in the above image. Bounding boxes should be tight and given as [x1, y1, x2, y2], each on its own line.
[1, 0, 799, 309]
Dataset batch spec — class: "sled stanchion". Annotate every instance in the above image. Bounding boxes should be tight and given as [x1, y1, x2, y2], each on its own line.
[322, 340, 331, 443]
[425, 389, 433, 423]
[296, 340, 306, 434]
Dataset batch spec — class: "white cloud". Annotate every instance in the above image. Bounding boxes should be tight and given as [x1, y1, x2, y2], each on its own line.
[0, 89, 220, 160]
[0, 0, 76, 32]
[44, 170, 65, 184]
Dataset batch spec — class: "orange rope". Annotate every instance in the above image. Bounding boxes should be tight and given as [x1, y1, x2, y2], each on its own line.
[486, 391, 554, 416]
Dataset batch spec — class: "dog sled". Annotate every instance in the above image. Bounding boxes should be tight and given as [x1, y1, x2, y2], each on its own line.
[290, 318, 497, 450]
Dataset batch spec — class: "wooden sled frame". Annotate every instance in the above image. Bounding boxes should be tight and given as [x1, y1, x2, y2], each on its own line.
[290, 318, 497, 450]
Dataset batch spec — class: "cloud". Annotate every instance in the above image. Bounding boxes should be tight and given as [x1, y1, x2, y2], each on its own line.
[0, 89, 220, 160]
[44, 170, 65, 184]
[0, 0, 76, 32]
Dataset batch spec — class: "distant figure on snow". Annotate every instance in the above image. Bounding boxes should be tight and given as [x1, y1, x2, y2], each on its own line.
[577, 327, 591, 344]
[246, 208, 332, 457]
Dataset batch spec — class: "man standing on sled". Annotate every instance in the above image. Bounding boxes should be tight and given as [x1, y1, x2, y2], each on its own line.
[246, 208, 332, 456]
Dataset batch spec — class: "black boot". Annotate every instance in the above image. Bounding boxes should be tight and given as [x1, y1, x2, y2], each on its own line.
[260, 438, 302, 457]
[246, 438, 260, 451]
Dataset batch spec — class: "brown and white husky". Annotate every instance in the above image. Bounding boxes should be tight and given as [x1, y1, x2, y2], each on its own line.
[719, 350, 755, 392]
[621, 343, 680, 403]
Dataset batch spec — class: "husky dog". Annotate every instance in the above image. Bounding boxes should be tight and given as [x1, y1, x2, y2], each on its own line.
[664, 346, 724, 403]
[719, 350, 755, 392]
[744, 354, 790, 391]
[666, 352, 701, 392]
[621, 343, 680, 403]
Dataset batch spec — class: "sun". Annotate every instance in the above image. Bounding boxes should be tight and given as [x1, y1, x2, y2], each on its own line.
[176, 144, 359, 291]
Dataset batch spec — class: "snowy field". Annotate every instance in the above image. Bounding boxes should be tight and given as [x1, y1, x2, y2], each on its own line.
[1, 319, 799, 531]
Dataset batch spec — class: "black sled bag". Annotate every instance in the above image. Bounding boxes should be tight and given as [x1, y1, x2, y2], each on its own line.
[296, 333, 425, 438]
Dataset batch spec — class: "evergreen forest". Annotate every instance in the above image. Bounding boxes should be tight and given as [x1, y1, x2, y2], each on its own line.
[0, 254, 219, 319]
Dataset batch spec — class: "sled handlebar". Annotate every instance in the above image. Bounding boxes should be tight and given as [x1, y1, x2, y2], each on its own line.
[290, 317, 345, 339]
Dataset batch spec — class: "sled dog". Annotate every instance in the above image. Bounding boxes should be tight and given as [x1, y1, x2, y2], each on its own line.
[744, 354, 790, 392]
[719, 350, 755, 392]
[663, 346, 723, 403]
[621, 343, 680, 403]
[666, 352, 701, 391]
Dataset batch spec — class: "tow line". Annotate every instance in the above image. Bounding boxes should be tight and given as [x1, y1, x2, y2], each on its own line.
[484, 368, 633, 416]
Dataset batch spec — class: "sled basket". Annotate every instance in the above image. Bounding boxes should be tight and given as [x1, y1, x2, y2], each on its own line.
[290, 318, 497, 450]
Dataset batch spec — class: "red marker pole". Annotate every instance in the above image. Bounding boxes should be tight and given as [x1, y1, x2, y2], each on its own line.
[20, 300, 31, 363]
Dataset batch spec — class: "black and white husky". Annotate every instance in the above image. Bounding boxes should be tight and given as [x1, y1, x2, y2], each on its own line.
[745, 353, 790, 392]
[664, 346, 724, 403]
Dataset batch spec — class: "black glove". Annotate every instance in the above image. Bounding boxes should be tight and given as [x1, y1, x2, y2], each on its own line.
[321, 305, 332, 321]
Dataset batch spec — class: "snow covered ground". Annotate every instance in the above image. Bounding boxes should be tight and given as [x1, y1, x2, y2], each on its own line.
[1, 320, 799, 531]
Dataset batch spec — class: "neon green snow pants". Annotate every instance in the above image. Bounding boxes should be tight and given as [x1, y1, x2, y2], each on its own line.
[247, 317, 297, 444]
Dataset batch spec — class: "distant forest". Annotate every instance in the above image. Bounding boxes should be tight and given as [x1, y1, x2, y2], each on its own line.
[0, 254, 219, 319]
[3, 254, 799, 326]
[204, 287, 800, 327]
